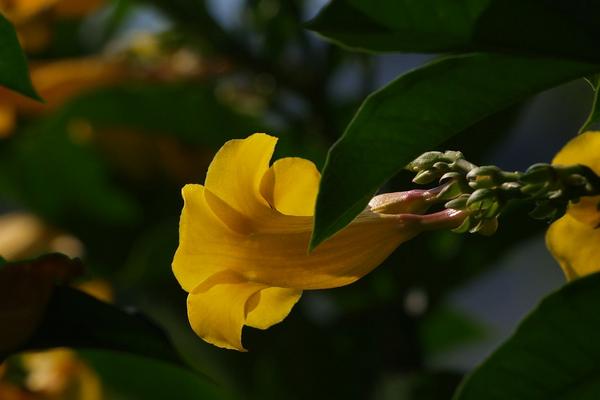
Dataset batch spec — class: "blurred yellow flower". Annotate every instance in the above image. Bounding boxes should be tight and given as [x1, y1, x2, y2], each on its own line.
[21, 348, 102, 400]
[0, 348, 102, 400]
[172, 133, 466, 350]
[546, 131, 600, 280]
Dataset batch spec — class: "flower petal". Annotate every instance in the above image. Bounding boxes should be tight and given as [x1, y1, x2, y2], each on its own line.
[260, 157, 320, 217]
[567, 195, 600, 228]
[553, 131, 600, 227]
[194, 209, 417, 289]
[204, 184, 313, 234]
[203, 187, 255, 235]
[245, 287, 302, 329]
[553, 131, 600, 173]
[173, 184, 242, 292]
[204, 133, 276, 219]
[187, 271, 264, 351]
[546, 214, 600, 280]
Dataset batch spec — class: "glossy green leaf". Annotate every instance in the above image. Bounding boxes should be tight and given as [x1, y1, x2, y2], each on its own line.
[311, 54, 599, 248]
[0, 14, 40, 99]
[81, 350, 227, 400]
[14, 286, 191, 369]
[307, 0, 600, 61]
[0, 255, 209, 381]
[454, 271, 600, 399]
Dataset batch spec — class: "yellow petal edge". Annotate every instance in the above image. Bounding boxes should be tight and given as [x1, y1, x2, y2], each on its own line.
[547, 131, 600, 280]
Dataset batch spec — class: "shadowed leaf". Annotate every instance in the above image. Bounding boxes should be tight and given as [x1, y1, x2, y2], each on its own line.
[308, 0, 600, 61]
[454, 271, 600, 399]
[0, 254, 82, 355]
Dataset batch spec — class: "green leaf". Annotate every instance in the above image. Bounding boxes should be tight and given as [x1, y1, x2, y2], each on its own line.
[0, 14, 40, 99]
[15, 286, 191, 369]
[310, 54, 599, 248]
[81, 350, 227, 400]
[307, 0, 600, 61]
[0, 254, 208, 379]
[453, 271, 600, 399]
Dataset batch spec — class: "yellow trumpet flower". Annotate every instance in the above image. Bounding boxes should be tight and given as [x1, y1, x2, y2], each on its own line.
[546, 131, 600, 280]
[172, 133, 466, 351]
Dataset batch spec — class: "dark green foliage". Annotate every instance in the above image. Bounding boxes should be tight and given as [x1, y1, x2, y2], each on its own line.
[0, 14, 39, 99]
[308, 0, 600, 61]
[19, 286, 189, 368]
[82, 350, 227, 400]
[455, 272, 600, 399]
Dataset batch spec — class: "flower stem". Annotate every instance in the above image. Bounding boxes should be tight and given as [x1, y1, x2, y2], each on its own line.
[406, 151, 600, 235]
[416, 209, 469, 231]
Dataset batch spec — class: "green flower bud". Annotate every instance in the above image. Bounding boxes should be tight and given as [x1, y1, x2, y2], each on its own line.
[565, 173, 587, 187]
[466, 188, 495, 207]
[469, 219, 486, 234]
[500, 182, 521, 191]
[452, 216, 472, 233]
[454, 158, 477, 173]
[440, 172, 462, 182]
[437, 180, 465, 200]
[478, 218, 498, 236]
[413, 169, 437, 184]
[547, 189, 563, 200]
[407, 152, 444, 171]
[433, 162, 451, 172]
[521, 163, 554, 184]
[445, 194, 470, 210]
[466, 166, 503, 188]
[520, 183, 546, 196]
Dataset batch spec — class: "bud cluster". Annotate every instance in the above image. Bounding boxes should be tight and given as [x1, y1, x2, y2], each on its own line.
[406, 151, 600, 235]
